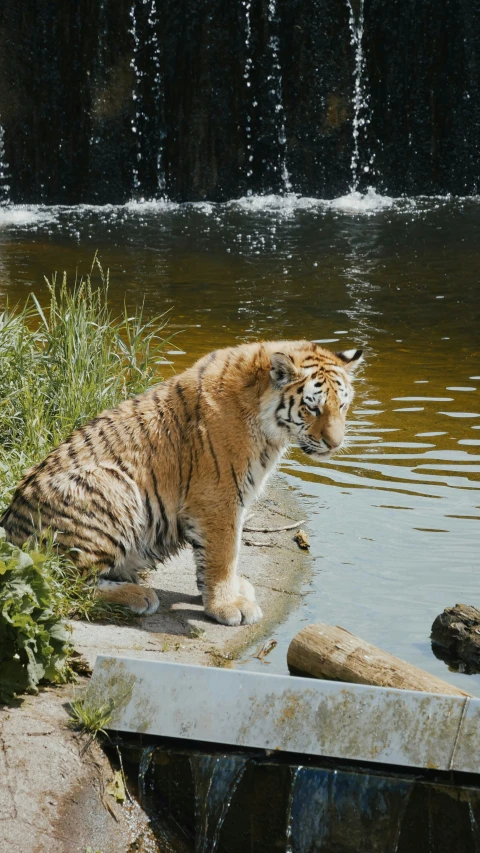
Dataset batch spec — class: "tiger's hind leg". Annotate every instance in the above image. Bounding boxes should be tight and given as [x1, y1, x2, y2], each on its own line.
[96, 563, 159, 615]
[96, 577, 160, 615]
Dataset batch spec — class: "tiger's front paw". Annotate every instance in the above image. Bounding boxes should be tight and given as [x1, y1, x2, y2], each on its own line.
[205, 597, 263, 627]
[237, 576, 256, 602]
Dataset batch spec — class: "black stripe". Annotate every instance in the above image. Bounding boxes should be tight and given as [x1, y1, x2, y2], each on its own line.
[287, 395, 295, 421]
[7, 508, 35, 533]
[259, 446, 270, 469]
[35, 502, 126, 554]
[230, 464, 245, 507]
[133, 399, 158, 456]
[175, 382, 191, 423]
[217, 354, 232, 394]
[75, 545, 114, 563]
[184, 452, 194, 499]
[88, 496, 130, 538]
[79, 426, 99, 465]
[205, 429, 221, 481]
[9, 518, 35, 540]
[101, 466, 133, 488]
[97, 426, 135, 478]
[151, 469, 169, 530]
[152, 392, 176, 449]
[168, 404, 185, 441]
[145, 490, 153, 528]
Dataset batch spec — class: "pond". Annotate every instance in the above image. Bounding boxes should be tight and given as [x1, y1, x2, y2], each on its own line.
[0, 190, 478, 695]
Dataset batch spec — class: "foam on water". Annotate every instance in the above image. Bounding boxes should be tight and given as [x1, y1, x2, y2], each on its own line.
[329, 187, 396, 213]
[0, 189, 474, 229]
[0, 206, 54, 227]
[229, 188, 415, 216]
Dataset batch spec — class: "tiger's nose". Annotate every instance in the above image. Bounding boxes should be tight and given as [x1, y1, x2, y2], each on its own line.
[322, 422, 344, 450]
[323, 438, 341, 451]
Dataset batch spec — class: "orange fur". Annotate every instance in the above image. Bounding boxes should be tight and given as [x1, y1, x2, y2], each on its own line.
[1, 341, 362, 625]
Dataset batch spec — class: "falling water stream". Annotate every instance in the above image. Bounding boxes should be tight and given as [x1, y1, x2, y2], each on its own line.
[189, 755, 247, 853]
[267, 0, 291, 193]
[242, 0, 254, 186]
[345, 0, 371, 192]
[0, 126, 9, 203]
[138, 745, 157, 804]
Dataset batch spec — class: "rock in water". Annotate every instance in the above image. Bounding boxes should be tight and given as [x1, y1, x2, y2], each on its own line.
[431, 604, 480, 674]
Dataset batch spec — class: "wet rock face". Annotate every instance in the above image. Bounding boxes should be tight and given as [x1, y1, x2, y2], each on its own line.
[0, 0, 479, 203]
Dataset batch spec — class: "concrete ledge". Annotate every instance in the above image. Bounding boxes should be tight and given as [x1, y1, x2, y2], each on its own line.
[89, 655, 480, 774]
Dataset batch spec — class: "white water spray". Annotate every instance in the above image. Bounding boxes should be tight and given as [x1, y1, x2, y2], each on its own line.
[267, 0, 291, 193]
[346, 0, 373, 192]
[129, 1, 142, 195]
[242, 0, 254, 188]
[0, 123, 10, 202]
[147, 0, 165, 195]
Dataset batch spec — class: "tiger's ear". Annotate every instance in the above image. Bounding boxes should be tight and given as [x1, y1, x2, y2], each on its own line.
[270, 352, 300, 389]
[335, 349, 364, 372]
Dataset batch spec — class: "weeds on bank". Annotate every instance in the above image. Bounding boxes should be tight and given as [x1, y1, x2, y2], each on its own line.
[0, 256, 172, 701]
[68, 693, 115, 737]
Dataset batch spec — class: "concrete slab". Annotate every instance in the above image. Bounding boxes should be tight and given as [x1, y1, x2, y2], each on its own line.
[89, 656, 480, 774]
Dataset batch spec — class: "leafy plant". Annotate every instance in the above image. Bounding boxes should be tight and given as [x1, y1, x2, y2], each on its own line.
[0, 529, 71, 703]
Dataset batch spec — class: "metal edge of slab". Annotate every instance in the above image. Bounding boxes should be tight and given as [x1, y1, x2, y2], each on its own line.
[88, 655, 480, 774]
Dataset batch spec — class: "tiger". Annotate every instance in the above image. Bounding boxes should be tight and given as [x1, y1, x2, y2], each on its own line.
[0, 340, 363, 626]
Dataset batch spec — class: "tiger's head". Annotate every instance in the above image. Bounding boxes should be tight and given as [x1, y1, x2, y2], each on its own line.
[261, 342, 363, 459]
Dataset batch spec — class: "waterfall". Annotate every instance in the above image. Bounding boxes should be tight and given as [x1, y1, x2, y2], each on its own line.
[285, 766, 413, 852]
[285, 767, 301, 853]
[129, 1, 142, 196]
[128, 0, 165, 199]
[137, 745, 157, 805]
[346, 0, 373, 192]
[0, 124, 10, 203]
[267, 0, 291, 194]
[189, 754, 247, 853]
[146, 0, 165, 196]
[242, 0, 254, 189]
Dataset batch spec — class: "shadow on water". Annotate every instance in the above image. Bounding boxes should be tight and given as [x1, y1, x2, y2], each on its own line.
[113, 740, 480, 853]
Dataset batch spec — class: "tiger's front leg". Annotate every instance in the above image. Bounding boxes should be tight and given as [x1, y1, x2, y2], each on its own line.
[192, 512, 263, 626]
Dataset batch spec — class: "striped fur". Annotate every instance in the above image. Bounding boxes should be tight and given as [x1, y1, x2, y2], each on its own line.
[1, 341, 362, 625]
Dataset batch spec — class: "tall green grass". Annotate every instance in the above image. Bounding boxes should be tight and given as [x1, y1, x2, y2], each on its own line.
[0, 257, 170, 508]
[0, 258, 173, 699]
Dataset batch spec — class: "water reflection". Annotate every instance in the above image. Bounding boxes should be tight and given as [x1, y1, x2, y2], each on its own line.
[0, 196, 478, 693]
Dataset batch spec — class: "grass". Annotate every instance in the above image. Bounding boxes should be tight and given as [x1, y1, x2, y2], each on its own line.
[68, 692, 115, 737]
[0, 255, 173, 625]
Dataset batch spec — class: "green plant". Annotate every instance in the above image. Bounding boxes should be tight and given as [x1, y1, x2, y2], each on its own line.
[0, 257, 174, 701]
[68, 692, 115, 737]
[0, 530, 71, 703]
[0, 255, 171, 500]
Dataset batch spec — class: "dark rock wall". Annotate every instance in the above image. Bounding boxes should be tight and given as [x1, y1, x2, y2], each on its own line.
[0, 0, 478, 203]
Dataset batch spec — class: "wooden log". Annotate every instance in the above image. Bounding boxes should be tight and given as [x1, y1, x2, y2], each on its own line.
[431, 603, 480, 674]
[287, 623, 470, 697]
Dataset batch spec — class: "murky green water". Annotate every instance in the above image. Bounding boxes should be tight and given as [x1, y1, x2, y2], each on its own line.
[0, 193, 478, 693]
